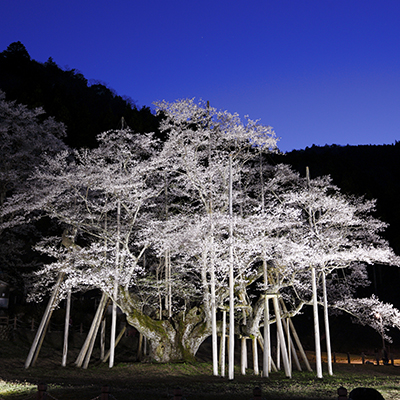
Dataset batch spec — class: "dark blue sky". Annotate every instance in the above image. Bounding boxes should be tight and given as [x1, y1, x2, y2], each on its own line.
[1, 0, 400, 152]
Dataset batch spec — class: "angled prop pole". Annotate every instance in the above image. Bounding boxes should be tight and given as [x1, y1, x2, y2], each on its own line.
[25, 273, 64, 369]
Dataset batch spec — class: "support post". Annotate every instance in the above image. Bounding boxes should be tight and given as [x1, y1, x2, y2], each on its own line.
[228, 154, 235, 380]
[272, 295, 291, 377]
[101, 318, 106, 360]
[322, 271, 333, 375]
[219, 310, 226, 377]
[62, 288, 71, 367]
[83, 310, 108, 369]
[103, 325, 127, 362]
[263, 295, 270, 377]
[25, 273, 64, 369]
[75, 292, 108, 367]
[241, 336, 247, 375]
[311, 266, 323, 378]
[252, 336, 259, 375]
[279, 298, 312, 372]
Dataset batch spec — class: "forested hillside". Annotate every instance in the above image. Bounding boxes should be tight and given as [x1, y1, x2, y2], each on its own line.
[0, 42, 162, 148]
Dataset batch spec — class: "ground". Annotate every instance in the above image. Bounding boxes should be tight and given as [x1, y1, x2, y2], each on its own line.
[1, 329, 400, 400]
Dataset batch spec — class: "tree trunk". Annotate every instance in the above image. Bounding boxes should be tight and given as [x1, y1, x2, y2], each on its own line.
[123, 303, 211, 363]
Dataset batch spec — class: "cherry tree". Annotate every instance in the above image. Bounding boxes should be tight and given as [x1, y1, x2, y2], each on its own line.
[4, 96, 400, 375]
[5, 99, 278, 364]
[261, 165, 400, 377]
[0, 90, 66, 285]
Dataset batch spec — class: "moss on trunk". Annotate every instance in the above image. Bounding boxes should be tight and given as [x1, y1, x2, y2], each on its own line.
[119, 290, 211, 362]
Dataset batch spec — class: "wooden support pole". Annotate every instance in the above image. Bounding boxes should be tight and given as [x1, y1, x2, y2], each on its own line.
[258, 335, 278, 372]
[228, 154, 235, 381]
[75, 292, 108, 367]
[109, 199, 121, 369]
[101, 318, 106, 360]
[322, 271, 333, 376]
[276, 327, 281, 370]
[83, 297, 109, 369]
[311, 266, 323, 378]
[219, 310, 226, 377]
[272, 295, 291, 377]
[32, 308, 53, 367]
[241, 336, 247, 375]
[102, 325, 127, 363]
[263, 295, 270, 377]
[286, 315, 291, 371]
[62, 289, 71, 367]
[252, 336, 259, 375]
[25, 273, 64, 369]
[279, 298, 312, 372]
[281, 317, 301, 371]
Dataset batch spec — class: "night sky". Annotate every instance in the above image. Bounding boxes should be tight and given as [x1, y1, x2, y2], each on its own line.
[1, 0, 400, 152]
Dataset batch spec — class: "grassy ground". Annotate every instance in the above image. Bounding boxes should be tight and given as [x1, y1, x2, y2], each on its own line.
[1, 330, 400, 400]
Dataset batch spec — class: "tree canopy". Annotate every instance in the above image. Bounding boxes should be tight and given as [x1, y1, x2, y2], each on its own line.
[2, 98, 399, 369]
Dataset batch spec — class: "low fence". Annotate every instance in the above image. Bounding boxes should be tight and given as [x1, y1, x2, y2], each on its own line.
[0, 315, 110, 341]
[331, 351, 395, 366]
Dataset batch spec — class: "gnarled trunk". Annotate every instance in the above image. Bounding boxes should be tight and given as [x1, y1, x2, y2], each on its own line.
[123, 304, 211, 363]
